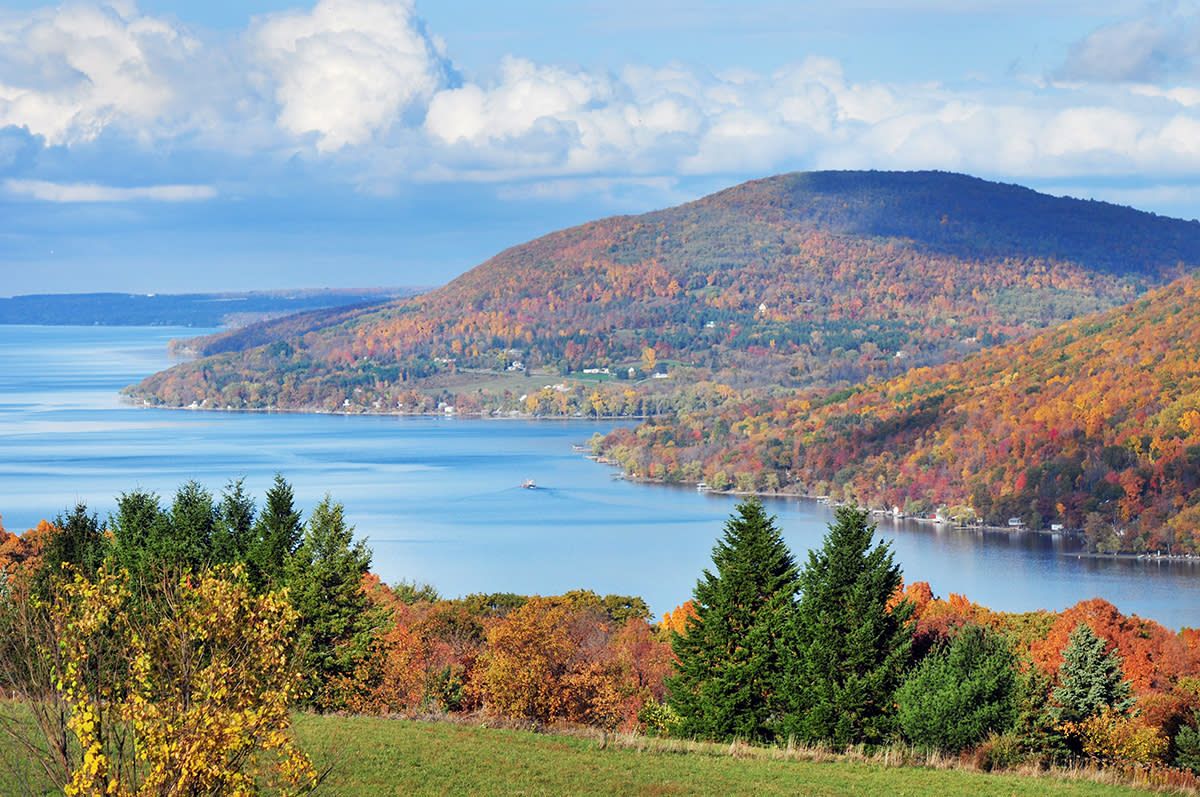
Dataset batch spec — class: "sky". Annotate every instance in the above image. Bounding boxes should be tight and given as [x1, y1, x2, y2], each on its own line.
[4, 0, 1200, 293]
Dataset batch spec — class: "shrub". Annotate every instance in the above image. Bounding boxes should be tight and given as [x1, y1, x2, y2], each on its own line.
[1062, 709, 1167, 765]
[972, 731, 1028, 772]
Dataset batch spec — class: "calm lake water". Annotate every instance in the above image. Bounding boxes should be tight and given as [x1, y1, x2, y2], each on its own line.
[1, 325, 1197, 628]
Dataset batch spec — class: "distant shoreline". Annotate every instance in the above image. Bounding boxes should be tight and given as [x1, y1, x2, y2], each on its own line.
[606, 467, 1078, 536]
[1068, 550, 1200, 565]
[123, 398, 658, 422]
[129, 397, 1200, 564]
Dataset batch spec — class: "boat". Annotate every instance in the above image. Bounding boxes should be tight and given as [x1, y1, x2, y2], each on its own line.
[521, 479, 537, 489]
[696, 482, 711, 493]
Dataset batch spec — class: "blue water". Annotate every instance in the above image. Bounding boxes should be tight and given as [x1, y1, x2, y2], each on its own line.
[0, 325, 1197, 629]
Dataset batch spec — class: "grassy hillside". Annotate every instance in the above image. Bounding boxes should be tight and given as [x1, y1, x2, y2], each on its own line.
[130, 171, 1200, 413]
[262, 717, 1182, 795]
[1, 712, 1159, 796]
[600, 275, 1200, 553]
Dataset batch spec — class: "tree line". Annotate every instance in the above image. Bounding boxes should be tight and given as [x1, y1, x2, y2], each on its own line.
[662, 500, 1198, 772]
[2, 486, 1199, 794]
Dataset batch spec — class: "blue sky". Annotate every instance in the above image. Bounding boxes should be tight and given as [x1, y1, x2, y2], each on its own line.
[2, 0, 1200, 294]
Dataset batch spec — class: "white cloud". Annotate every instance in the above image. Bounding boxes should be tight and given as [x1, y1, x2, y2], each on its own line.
[3, 0, 1200, 199]
[1057, 2, 1200, 83]
[253, 0, 452, 152]
[5, 179, 217, 202]
[0, 2, 199, 145]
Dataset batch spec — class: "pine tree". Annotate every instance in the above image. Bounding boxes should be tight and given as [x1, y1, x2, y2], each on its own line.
[35, 502, 103, 597]
[782, 506, 913, 746]
[284, 496, 375, 709]
[666, 498, 798, 743]
[108, 489, 169, 584]
[248, 474, 303, 590]
[895, 624, 1021, 752]
[212, 479, 256, 565]
[1175, 712, 1200, 773]
[1050, 623, 1134, 725]
[165, 481, 215, 570]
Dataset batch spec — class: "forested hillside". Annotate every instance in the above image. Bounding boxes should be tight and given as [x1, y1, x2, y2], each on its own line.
[600, 275, 1200, 553]
[131, 171, 1200, 412]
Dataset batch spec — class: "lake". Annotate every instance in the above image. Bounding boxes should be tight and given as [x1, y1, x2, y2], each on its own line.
[0, 324, 1197, 628]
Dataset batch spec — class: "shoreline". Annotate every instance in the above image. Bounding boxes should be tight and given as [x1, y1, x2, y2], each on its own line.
[123, 397, 659, 422]
[1068, 550, 1200, 565]
[129, 396, 1199, 564]
[610, 470, 1077, 536]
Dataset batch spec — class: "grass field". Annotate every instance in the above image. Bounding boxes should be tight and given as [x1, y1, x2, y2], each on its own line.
[292, 716, 1164, 796]
[0, 711, 1176, 795]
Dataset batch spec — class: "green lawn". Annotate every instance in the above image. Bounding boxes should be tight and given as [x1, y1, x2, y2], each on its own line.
[293, 716, 1155, 797]
[0, 710, 1166, 796]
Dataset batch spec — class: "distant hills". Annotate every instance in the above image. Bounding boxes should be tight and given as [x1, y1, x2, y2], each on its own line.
[0, 289, 416, 329]
[132, 170, 1200, 413]
[601, 274, 1200, 554]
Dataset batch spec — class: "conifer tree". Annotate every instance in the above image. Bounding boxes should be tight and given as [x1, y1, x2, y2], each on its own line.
[666, 498, 798, 743]
[1050, 623, 1134, 725]
[1175, 712, 1200, 773]
[284, 496, 375, 708]
[895, 624, 1020, 751]
[165, 481, 215, 570]
[35, 502, 103, 597]
[211, 479, 256, 565]
[782, 506, 912, 746]
[248, 474, 303, 590]
[108, 489, 169, 584]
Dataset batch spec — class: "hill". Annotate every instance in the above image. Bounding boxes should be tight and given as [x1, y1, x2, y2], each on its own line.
[600, 275, 1200, 554]
[130, 171, 1200, 413]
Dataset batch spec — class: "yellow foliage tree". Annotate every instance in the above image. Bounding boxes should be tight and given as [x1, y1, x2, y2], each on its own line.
[53, 566, 317, 796]
[1060, 708, 1168, 765]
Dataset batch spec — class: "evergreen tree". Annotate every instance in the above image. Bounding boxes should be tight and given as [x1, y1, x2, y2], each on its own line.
[1012, 663, 1071, 762]
[1175, 712, 1200, 774]
[666, 498, 798, 743]
[107, 489, 169, 584]
[35, 502, 103, 596]
[782, 506, 912, 746]
[212, 479, 256, 565]
[249, 474, 303, 590]
[1050, 623, 1134, 725]
[895, 624, 1021, 752]
[284, 496, 375, 708]
[165, 481, 216, 570]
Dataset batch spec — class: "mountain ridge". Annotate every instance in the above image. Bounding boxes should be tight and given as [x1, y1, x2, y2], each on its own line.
[131, 170, 1200, 415]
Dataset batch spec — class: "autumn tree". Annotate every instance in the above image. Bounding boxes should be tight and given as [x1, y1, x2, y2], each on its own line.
[474, 597, 577, 723]
[667, 498, 798, 743]
[285, 496, 376, 709]
[782, 506, 913, 746]
[51, 566, 316, 795]
[895, 624, 1021, 751]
